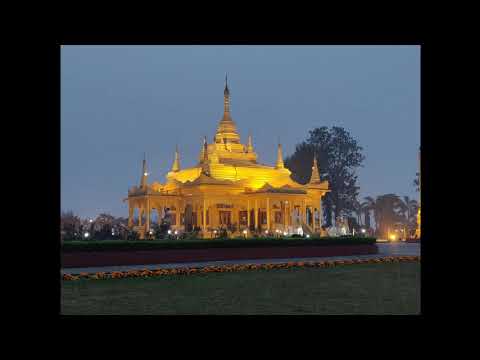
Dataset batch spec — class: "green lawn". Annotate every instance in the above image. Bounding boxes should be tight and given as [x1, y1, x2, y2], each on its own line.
[61, 262, 420, 315]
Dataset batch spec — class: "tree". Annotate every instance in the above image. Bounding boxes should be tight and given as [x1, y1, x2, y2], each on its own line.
[362, 196, 377, 231]
[369, 194, 406, 238]
[360, 200, 371, 229]
[60, 211, 81, 240]
[352, 199, 363, 227]
[413, 172, 420, 192]
[284, 126, 365, 226]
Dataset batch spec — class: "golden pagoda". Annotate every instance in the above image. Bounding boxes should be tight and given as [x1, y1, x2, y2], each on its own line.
[124, 76, 329, 239]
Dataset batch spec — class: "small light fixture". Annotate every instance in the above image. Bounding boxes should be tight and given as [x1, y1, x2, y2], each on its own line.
[306, 234, 310, 238]
[89, 219, 93, 223]
[361, 228, 366, 234]
[167, 230, 172, 234]
[174, 230, 178, 235]
[213, 230, 217, 234]
[265, 230, 268, 234]
[84, 232, 89, 238]
[283, 231, 287, 236]
[144, 172, 148, 176]
[243, 230, 247, 234]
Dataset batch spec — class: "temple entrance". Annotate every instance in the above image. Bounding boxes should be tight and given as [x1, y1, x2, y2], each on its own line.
[184, 204, 193, 232]
[219, 211, 231, 226]
[249, 209, 255, 231]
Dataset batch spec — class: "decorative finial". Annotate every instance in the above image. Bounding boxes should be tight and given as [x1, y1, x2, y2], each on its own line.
[201, 137, 210, 175]
[275, 143, 284, 169]
[171, 145, 180, 172]
[140, 153, 148, 189]
[247, 133, 254, 153]
[309, 152, 321, 184]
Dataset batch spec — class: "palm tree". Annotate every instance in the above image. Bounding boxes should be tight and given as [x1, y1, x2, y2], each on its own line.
[374, 194, 403, 238]
[359, 201, 371, 229]
[363, 196, 377, 232]
[352, 199, 363, 227]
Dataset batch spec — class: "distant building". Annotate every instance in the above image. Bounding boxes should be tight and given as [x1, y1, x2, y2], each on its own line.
[124, 77, 329, 238]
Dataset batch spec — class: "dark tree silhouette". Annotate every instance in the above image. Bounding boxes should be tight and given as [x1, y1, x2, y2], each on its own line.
[284, 126, 365, 226]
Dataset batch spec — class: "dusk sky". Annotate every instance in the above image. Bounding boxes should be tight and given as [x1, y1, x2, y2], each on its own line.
[61, 45, 420, 219]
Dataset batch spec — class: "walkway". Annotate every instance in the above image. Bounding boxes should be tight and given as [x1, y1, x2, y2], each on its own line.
[62, 242, 420, 275]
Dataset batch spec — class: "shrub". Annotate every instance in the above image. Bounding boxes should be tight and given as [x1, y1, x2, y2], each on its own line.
[61, 236, 376, 252]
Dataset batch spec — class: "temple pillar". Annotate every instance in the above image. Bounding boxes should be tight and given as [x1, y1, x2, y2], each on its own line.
[146, 199, 150, 232]
[247, 200, 251, 229]
[176, 199, 180, 228]
[128, 206, 134, 227]
[138, 208, 143, 226]
[254, 199, 258, 230]
[318, 197, 323, 234]
[283, 201, 286, 231]
[203, 199, 207, 232]
[266, 197, 270, 232]
[312, 208, 317, 233]
[302, 200, 306, 226]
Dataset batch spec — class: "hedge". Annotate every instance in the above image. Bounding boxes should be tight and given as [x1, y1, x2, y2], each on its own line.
[62, 236, 377, 253]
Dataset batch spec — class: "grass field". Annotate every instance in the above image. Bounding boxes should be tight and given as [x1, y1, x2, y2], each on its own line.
[61, 262, 420, 315]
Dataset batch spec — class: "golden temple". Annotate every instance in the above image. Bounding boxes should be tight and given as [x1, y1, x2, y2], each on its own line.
[125, 77, 329, 239]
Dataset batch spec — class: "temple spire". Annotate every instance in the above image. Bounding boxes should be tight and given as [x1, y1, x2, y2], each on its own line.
[201, 137, 210, 175]
[140, 153, 148, 189]
[309, 153, 321, 184]
[247, 133, 254, 153]
[171, 145, 180, 172]
[224, 73, 230, 114]
[275, 143, 284, 169]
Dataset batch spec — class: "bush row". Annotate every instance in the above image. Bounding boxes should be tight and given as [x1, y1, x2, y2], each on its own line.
[62, 255, 420, 281]
[61, 236, 377, 252]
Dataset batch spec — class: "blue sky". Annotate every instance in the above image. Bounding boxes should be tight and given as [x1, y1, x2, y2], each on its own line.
[61, 45, 420, 218]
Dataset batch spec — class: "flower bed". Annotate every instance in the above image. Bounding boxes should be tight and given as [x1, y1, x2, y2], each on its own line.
[62, 255, 421, 281]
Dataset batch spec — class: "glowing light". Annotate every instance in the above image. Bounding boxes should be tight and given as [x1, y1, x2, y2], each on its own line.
[144, 172, 148, 176]
[174, 230, 178, 235]
[283, 232, 287, 236]
[389, 234, 397, 241]
[167, 230, 172, 234]
[306, 234, 310, 238]
[243, 230, 247, 234]
[149, 230, 153, 235]
[361, 229, 366, 234]
[265, 230, 268, 234]
[213, 230, 217, 234]
[89, 219, 93, 223]
[84, 232, 89, 238]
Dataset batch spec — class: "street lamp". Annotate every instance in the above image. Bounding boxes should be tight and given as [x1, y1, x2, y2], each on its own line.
[243, 229, 247, 239]
[84, 232, 89, 239]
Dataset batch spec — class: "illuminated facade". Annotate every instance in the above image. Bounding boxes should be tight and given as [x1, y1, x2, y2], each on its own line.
[124, 78, 329, 239]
